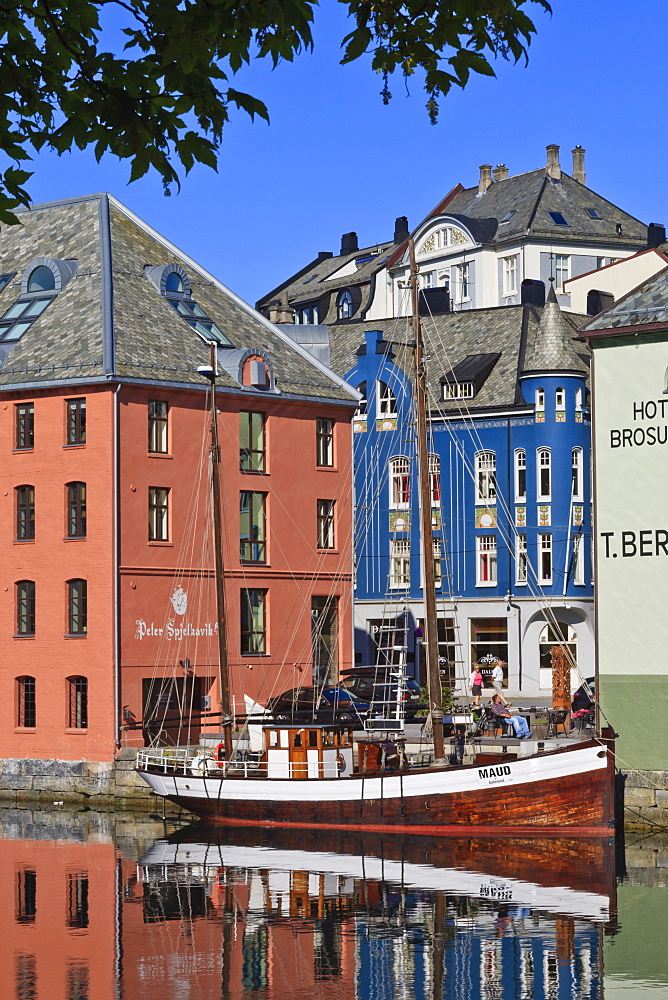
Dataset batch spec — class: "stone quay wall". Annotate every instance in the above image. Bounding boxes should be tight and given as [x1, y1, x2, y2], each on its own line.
[617, 769, 668, 832]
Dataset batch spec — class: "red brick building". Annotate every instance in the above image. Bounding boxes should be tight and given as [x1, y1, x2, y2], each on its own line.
[0, 194, 356, 771]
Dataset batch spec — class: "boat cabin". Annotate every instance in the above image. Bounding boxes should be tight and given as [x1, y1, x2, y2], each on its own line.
[263, 724, 355, 779]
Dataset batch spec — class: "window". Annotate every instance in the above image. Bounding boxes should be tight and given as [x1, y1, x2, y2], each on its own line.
[165, 272, 183, 293]
[241, 589, 266, 653]
[337, 290, 353, 320]
[316, 418, 334, 466]
[152, 264, 233, 346]
[503, 256, 517, 296]
[377, 381, 397, 418]
[475, 451, 496, 504]
[390, 539, 411, 589]
[240, 411, 265, 472]
[535, 387, 545, 412]
[555, 255, 570, 291]
[575, 387, 583, 412]
[537, 449, 551, 500]
[16, 869, 37, 923]
[390, 457, 410, 508]
[516, 534, 528, 585]
[443, 382, 474, 400]
[476, 535, 497, 586]
[0, 259, 64, 344]
[514, 450, 526, 501]
[66, 398, 86, 445]
[15, 486, 35, 540]
[470, 619, 508, 671]
[429, 454, 441, 505]
[548, 211, 569, 226]
[28, 265, 55, 292]
[572, 448, 583, 499]
[67, 873, 89, 929]
[16, 675, 36, 726]
[67, 676, 88, 728]
[355, 382, 367, 416]
[500, 210, 516, 224]
[240, 492, 266, 562]
[539, 533, 552, 583]
[458, 262, 470, 301]
[15, 403, 34, 449]
[539, 622, 577, 671]
[317, 499, 335, 549]
[148, 487, 169, 541]
[586, 208, 602, 219]
[16, 581, 35, 636]
[433, 539, 442, 586]
[572, 533, 584, 585]
[555, 387, 565, 410]
[67, 482, 87, 538]
[148, 400, 168, 453]
[67, 579, 87, 635]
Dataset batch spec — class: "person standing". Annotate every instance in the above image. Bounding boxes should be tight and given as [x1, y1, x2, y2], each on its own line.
[469, 666, 484, 706]
[491, 661, 511, 706]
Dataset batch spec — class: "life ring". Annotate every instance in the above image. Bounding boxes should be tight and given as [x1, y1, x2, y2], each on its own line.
[215, 743, 226, 768]
[190, 755, 215, 776]
[336, 752, 346, 774]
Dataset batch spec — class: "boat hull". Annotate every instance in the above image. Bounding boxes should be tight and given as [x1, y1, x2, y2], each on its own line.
[139, 739, 615, 837]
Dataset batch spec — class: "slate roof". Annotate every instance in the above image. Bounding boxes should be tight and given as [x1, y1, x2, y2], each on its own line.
[522, 285, 590, 374]
[0, 194, 357, 403]
[326, 304, 589, 413]
[580, 265, 668, 336]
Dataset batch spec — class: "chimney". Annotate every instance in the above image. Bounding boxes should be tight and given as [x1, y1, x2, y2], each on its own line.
[478, 164, 493, 194]
[493, 163, 509, 182]
[394, 216, 409, 243]
[572, 145, 586, 185]
[340, 232, 358, 256]
[648, 222, 666, 248]
[546, 144, 561, 180]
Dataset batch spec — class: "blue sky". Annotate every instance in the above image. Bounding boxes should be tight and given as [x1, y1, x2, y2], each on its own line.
[17, 0, 668, 306]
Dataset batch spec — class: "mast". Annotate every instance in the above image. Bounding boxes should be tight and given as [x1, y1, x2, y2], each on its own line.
[408, 239, 446, 765]
[202, 344, 232, 760]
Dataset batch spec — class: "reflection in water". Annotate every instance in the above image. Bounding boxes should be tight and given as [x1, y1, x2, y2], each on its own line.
[0, 811, 665, 1000]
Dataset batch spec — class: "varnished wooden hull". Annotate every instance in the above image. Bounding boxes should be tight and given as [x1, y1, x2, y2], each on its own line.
[140, 738, 615, 838]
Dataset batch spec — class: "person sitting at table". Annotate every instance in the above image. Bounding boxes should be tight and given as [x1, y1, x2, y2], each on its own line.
[489, 694, 531, 739]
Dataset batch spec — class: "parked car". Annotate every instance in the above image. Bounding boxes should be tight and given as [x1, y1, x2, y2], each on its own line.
[572, 677, 595, 712]
[265, 685, 371, 723]
[341, 667, 426, 720]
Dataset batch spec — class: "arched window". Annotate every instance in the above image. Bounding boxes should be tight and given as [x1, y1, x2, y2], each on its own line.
[16, 580, 35, 635]
[390, 457, 410, 509]
[67, 482, 87, 538]
[537, 448, 551, 500]
[16, 676, 36, 728]
[337, 290, 353, 320]
[572, 448, 583, 499]
[15, 485, 35, 540]
[535, 387, 545, 411]
[67, 579, 87, 635]
[27, 265, 55, 293]
[555, 387, 565, 410]
[575, 388, 583, 412]
[514, 450, 526, 501]
[377, 381, 397, 418]
[355, 382, 367, 416]
[475, 451, 496, 504]
[67, 676, 88, 729]
[539, 622, 577, 672]
[428, 454, 441, 505]
[164, 271, 184, 293]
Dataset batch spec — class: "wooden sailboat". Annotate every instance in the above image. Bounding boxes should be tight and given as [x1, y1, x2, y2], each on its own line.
[136, 247, 616, 837]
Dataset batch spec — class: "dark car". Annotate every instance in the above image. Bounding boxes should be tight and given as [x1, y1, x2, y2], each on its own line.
[265, 685, 371, 723]
[341, 668, 426, 720]
[572, 676, 595, 712]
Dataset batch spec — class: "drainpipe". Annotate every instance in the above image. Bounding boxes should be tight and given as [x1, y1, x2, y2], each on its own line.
[113, 381, 121, 746]
[507, 594, 523, 691]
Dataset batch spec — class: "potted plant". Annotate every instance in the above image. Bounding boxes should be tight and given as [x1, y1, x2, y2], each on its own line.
[571, 708, 592, 732]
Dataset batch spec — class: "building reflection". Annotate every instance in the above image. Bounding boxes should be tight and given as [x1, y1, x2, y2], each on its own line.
[0, 816, 618, 1000]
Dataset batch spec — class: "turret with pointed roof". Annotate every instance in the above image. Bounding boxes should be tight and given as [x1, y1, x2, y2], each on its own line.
[522, 283, 590, 375]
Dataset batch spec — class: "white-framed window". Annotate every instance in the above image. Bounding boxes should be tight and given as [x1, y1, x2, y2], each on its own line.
[535, 387, 545, 411]
[502, 256, 517, 296]
[429, 454, 441, 506]
[572, 447, 583, 499]
[537, 448, 551, 500]
[458, 262, 470, 301]
[516, 534, 528, 585]
[573, 533, 584, 585]
[433, 539, 442, 586]
[390, 539, 411, 589]
[475, 451, 496, 504]
[422, 270, 434, 288]
[337, 290, 353, 320]
[556, 387, 565, 410]
[476, 535, 497, 586]
[514, 449, 526, 501]
[538, 533, 552, 583]
[377, 380, 397, 419]
[390, 457, 410, 509]
[317, 499, 335, 549]
[443, 382, 474, 400]
[575, 387, 583, 412]
[555, 255, 570, 292]
[355, 382, 367, 417]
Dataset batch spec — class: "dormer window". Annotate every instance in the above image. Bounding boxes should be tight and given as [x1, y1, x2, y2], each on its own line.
[443, 382, 474, 400]
[146, 263, 233, 346]
[337, 290, 353, 320]
[417, 225, 470, 255]
[0, 258, 75, 345]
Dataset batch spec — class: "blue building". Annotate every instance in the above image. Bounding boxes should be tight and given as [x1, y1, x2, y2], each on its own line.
[325, 289, 592, 699]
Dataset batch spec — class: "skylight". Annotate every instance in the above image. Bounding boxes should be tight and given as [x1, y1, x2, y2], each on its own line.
[548, 212, 569, 226]
[167, 297, 232, 346]
[303, 275, 317, 283]
[147, 264, 234, 347]
[0, 273, 14, 295]
[0, 261, 71, 344]
[500, 211, 516, 224]
[586, 208, 602, 219]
